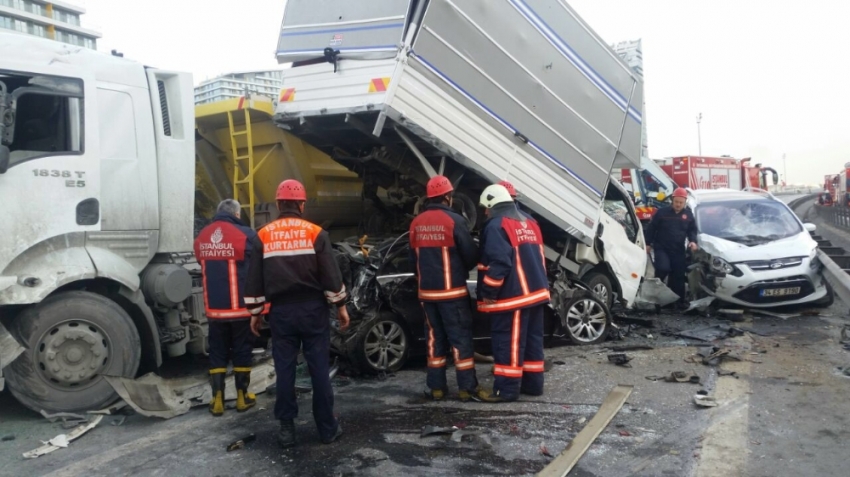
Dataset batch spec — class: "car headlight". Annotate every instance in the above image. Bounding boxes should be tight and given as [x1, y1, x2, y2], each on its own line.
[710, 257, 742, 276]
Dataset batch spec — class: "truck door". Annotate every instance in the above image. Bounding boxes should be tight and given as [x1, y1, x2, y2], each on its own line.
[598, 181, 647, 306]
[0, 71, 101, 290]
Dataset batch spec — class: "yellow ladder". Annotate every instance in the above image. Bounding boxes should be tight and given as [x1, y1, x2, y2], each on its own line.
[227, 108, 257, 228]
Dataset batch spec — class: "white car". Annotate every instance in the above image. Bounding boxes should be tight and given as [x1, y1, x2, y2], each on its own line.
[688, 189, 833, 308]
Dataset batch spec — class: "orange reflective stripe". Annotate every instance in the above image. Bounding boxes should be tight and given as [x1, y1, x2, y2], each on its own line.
[201, 261, 210, 311]
[511, 310, 520, 367]
[515, 249, 530, 295]
[477, 289, 550, 312]
[455, 358, 475, 370]
[228, 260, 239, 310]
[494, 365, 523, 377]
[423, 305, 436, 361]
[442, 246, 451, 290]
[477, 264, 489, 271]
[419, 287, 468, 300]
[523, 360, 545, 372]
[206, 309, 253, 319]
[482, 275, 504, 287]
[539, 244, 546, 272]
[428, 357, 447, 368]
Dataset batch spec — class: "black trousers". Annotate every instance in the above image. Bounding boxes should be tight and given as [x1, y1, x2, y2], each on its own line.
[654, 247, 687, 301]
[269, 299, 338, 441]
[208, 319, 253, 369]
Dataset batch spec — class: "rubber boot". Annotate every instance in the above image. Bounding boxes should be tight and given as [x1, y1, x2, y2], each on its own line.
[208, 368, 226, 416]
[277, 419, 296, 449]
[234, 367, 256, 412]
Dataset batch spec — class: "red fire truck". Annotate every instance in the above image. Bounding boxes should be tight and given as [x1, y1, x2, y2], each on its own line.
[665, 156, 778, 191]
[819, 174, 838, 206]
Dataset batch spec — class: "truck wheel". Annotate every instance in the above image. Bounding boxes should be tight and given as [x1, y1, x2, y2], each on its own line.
[583, 272, 614, 309]
[355, 313, 410, 374]
[452, 192, 478, 230]
[561, 291, 611, 345]
[5, 291, 141, 413]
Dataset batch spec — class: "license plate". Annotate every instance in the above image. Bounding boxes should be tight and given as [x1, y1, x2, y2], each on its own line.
[759, 287, 801, 297]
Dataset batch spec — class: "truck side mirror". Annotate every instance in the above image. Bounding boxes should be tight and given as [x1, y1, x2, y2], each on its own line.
[0, 145, 9, 174]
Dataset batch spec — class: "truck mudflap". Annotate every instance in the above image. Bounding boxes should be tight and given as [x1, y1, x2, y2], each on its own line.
[0, 321, 26, 391]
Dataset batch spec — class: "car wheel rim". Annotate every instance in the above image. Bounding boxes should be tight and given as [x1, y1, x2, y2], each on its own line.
[592, 283, 609, 304]
[566, 299, 607, 343]
[35, 320, 110, 390]
[364, 321, 407, 371]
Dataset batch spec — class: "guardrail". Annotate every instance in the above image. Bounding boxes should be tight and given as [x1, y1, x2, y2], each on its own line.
[788, 194, 850, 310]
[813, 204, 850, 230]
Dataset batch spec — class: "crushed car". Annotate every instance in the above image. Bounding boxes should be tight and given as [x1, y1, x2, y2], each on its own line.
[687, 189, 833, 308]
[330, 236, 610, 374]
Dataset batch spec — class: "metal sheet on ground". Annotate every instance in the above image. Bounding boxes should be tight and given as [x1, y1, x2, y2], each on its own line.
[537, 384, 634, 477]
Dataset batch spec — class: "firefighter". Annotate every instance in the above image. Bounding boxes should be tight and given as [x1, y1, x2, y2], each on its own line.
[498, 180, 535, 222]
[409, 176, 480, 401]
[193, 199, 262, 416]
[475, 184, 550, 402]
[645, 187, 698, 306]
[244, 179, 350, 449]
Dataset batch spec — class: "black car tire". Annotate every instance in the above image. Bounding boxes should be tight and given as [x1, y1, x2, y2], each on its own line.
[354, 313, 411, 374]
[561, 291, 611, 345]
[583, 272, 614, 309]
[5, 291, 141, 413]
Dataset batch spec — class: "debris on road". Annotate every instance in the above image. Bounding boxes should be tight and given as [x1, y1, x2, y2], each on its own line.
[111, 416, 126, 427]
[613, 314, 656, 328]
[618, 430, 632, 437]
[38, 410, 86, 423]
[537, 385, 633, 477]
[607, 353, 632, 367]
[668, 324, 746, 342]
[88, 401, 128, 416]
[540, 442, 553, 457]
[23, 415, 103, 459]
[686, 297, 715, 312]
[106, 361, 276, 419]
[694, 391, 718, 408]
[226, 434, 256, 452]
[686, 346, 743, 366]
[645, 372, 700, 384]
[1, 435, 15, 442]
[718, 309, 746, 322]
[420, 426, 458, 438]
[607, 345, 654, 352]
[634, 278, 680, 309]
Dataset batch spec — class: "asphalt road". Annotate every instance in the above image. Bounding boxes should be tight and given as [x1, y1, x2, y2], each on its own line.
[2, 300, 848, 477]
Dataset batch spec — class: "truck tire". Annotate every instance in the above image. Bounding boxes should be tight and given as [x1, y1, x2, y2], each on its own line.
[5, 291, 141, 414]
[354, 313, 410, 374]
[583, 272, 614, 309]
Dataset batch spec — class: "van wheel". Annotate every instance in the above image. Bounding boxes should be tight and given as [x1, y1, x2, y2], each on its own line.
[561, 292, 611, 345]
[4, 291, 141, 413]
[583, 272, 614, 309]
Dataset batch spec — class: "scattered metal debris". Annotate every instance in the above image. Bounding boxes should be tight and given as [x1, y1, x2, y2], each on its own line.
[537, 385, 634, 477]
[23, 415, 104, 459]
[645, 371, 700, 384]
[111, 416, 126, 427]
[1, 435, 15, 442]
[608, 345, 654, 352]
[718, 309, 746, 322]
[668, 324, 746, 342]
[540, 442, 553, 457]
[686, 297, 715, 312]
[694, 392, 718, 408]
[613, 314, 656, 328]
[226, 434, 256, 452]
[618, 430, 632, 437]
[634, 278, 680, 309]
[39, 410, 86, 423]
[607, 353, 632, 367]
[88, 401, 128, 416]
[420, 425, 458, 438]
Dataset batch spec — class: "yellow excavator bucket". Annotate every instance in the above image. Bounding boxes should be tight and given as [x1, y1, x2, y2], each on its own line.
[194, 96, 363, 231]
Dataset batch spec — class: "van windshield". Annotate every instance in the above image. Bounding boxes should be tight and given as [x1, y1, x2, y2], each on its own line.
[696, 199, 802, 246]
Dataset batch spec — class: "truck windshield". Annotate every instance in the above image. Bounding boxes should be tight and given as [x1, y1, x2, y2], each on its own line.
[696, 199, 802, 245]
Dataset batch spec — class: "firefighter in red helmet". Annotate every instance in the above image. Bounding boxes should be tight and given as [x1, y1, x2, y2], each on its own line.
[245, 179, 350, 448]
[409, 175, 482, 401]
[498, 180, 535, 222]
[645, 187, 698, 307]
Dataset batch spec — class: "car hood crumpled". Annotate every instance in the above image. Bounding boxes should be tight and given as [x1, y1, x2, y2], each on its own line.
[698, 232, 816, 263]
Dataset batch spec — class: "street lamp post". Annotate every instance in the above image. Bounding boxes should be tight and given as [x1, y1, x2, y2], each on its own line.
[696, 113, 702, 155]
[782, 153, 787, 191]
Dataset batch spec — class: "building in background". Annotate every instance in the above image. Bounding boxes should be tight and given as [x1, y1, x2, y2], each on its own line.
[0, 0, 99, 49]
[194, 70, 286, 105]
[611, 39, 647, 162]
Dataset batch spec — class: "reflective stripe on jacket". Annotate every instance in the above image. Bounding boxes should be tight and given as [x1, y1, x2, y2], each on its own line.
[476, 204, 550, 313]
[408, 204, 478, 302]
[194, 213, 259, 320]
[244, 212, 346, 313]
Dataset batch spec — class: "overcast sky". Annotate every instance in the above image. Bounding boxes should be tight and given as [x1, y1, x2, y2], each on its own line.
[81, 0, 850, 186]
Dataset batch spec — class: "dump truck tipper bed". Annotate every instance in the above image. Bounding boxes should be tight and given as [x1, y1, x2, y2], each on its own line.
[273, 0, 644, 247]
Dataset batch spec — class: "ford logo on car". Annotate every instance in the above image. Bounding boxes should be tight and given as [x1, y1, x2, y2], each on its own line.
[770, 262, 783, 269]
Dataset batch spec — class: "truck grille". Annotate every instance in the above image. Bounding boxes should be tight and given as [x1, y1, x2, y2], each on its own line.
[732, 275, 814, 304]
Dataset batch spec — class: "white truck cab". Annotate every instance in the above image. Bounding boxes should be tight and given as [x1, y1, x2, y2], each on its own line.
[0, 32, 201, 413]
